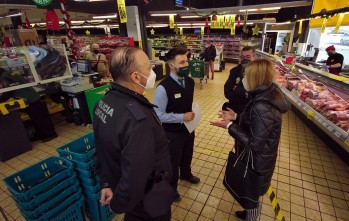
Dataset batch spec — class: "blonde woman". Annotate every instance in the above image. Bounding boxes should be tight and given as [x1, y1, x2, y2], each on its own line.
[211, 59, 289, 221]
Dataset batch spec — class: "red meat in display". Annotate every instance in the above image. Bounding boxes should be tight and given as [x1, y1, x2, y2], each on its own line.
[326, 111, 349, 121]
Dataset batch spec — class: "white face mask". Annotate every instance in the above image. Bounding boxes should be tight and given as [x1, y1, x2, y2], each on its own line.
[137, 69, 156, 90]
[242, 77, 251, 91]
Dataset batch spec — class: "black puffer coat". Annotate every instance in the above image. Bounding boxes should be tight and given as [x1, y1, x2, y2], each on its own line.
[228, 83, 290, 195]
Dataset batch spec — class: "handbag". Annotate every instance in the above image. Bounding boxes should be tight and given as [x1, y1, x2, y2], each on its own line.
[223, 148, 263, 209]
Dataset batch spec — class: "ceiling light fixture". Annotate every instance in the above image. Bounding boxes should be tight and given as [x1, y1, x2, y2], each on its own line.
[92, 14, 117, 19]
[0, 11, 23, 19]
[239, 9, 257, 12]
[146, 24, 169, 28]
[180, 15, 201, 18]
[150, 13, 177, 16]
[261, 7, 281, 10]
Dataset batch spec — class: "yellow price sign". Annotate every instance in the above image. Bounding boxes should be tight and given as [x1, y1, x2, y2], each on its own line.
[344, 137, 349, 146]
[307, 110, 315, 119]
[169, 15, 174, 28]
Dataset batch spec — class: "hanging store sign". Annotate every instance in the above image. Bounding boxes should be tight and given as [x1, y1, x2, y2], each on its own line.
[117, 0, 127, 23]
[320, 18, 327, 33]
[201, 27, 204, 35]
[169, 15, 175, 28]
[298, 20, 303, 34]
[334, 13, 345, 33]
[230, 23, 236, 35]
[32, 0, 53, 7]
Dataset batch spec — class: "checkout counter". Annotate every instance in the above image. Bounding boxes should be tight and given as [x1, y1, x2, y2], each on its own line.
[0, 99, 32, 161]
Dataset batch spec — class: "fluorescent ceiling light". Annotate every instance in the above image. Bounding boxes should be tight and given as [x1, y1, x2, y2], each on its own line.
[92, 14, 117, 19]
[181, 15, 201, 18]
[261, 7, 281, 10]
[71, 25, 96, 28]
[146, 24, 169, 28]
[239, 9, 257, 12]
[150, 13, 177, 16]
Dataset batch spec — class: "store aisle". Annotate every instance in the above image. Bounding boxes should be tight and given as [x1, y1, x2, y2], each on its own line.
[0, 64, 349, 221]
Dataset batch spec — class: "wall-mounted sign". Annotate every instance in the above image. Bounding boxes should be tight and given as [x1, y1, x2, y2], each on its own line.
[32, 0, 53, 7]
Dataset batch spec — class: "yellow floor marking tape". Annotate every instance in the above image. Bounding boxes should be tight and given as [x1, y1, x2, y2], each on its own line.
[267, 186, 286, 221]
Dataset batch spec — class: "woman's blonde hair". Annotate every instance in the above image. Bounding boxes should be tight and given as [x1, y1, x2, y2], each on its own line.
[244, 59, 276, 91]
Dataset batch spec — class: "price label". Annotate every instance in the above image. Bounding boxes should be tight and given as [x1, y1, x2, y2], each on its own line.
[322, 122, 328, 128]
[334, 131, 342, 138]
[327, 126, 334, 132]
[314, 115, 319, 121]
[307, 110, 315, 119]
[344, 137, 349, 146]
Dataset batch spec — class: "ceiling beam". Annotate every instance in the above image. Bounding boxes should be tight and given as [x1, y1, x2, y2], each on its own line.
[149, 0, 312, 15]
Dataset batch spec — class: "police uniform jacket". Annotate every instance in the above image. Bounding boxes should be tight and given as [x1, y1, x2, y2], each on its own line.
[228, 83, 290, 195]
[93, 83, 172, 214]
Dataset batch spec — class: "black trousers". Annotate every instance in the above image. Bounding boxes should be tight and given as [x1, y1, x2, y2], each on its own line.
[166, 131, 195, 191]
[25, 100, 57, 140]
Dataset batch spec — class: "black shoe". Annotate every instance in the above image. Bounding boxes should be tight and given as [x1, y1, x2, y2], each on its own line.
[235, 210, 246, 220]
[173, 191, 181, 203]
[180, 175, 200, 184]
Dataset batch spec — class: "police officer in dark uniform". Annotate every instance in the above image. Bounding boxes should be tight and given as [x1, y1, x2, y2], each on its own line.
[93, 47, 173, 221]
[223, 46, 256, 121]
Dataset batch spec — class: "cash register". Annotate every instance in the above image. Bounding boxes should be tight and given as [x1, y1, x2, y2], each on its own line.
[60, 59, 95, 93]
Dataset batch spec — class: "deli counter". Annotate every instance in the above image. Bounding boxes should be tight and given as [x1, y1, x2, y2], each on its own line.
[256, 50, 349, 157]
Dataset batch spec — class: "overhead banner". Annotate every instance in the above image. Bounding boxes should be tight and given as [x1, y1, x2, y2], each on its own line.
[230, 23, 236, 35]
[310, 0, 349, 28]
[117, 0, 127, 23]
[211, 15, 235, 29]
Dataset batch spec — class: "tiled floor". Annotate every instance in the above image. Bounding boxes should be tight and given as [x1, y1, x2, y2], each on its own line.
[1, 63, 349, 221]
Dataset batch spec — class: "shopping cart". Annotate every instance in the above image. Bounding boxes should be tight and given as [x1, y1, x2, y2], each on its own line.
[189, 59, 208, 89]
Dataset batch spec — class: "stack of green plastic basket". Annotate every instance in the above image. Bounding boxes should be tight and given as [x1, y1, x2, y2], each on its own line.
[3, 157, 84, 221]
[56, 132, 115, 221]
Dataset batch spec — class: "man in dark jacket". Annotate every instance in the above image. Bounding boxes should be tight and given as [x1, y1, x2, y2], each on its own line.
[93, 47, 173, 221]
[204, 41, 216, 80]
[223, 46, 256, 116]
[154, 47, 200, 203]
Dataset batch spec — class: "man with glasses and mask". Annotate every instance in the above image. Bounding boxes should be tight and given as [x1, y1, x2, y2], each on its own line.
[85, 43, 109, 77]
[154, 47, 200, 203]
[93, 47, 173, 221]
[223, 46, 256, 121]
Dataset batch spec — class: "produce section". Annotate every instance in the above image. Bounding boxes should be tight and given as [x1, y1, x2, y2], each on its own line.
[257, 50, 349, 153]
[151, 35, 202, 59]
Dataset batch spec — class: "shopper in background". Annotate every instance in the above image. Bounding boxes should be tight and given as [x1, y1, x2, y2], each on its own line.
[277, 42, 288, 57]
[204, 41, 216, 80]
[223, 46, 256, 120]
[154, 47, 200, 203]
[85, 43, 109, 77]
[211, 59, 289, 221]
[0, 68, 58, 142]
[324, 45, 344, 75]
[93, 47, 173, 221]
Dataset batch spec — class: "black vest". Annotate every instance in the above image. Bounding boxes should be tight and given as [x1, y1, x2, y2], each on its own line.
[158, 75, 194, 133]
